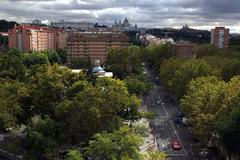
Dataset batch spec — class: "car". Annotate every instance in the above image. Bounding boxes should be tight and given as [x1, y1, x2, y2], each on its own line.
[156, 101, 161, 105]
[177, 111, 185, 117]
[173, 117, 182, 124]
[198, 149, 209, 157]
[171, 138, 182, 150]
[182, 117, 188, 125]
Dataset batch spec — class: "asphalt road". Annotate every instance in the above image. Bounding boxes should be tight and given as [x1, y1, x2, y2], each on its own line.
[144, 66, 200, 160]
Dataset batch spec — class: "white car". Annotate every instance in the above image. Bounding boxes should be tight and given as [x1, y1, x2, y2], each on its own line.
[182, 117, 188, 125]
[156, 101, 161, 105]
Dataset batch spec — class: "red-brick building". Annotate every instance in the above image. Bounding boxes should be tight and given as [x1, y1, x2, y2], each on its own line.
[173, 44, 196, 58]
[66, 31, 128, 64]
[8, 25, 66, 52]
[211, 27, 229, 49]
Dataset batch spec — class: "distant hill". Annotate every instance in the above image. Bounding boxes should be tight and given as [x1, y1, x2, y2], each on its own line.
[0, 20, 18, 32]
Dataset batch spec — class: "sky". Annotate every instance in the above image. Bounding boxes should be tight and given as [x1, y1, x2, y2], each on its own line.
[1, 0, 240, 33]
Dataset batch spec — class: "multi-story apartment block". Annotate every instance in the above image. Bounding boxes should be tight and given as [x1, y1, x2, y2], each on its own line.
[8, 25, 67, 52]
[211, 27, 229, 49]
[51, 20, 95, 30]
[66, 31, 128, 64]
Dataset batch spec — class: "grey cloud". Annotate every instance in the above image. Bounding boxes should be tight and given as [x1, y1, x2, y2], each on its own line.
[0, 0, 240, 32]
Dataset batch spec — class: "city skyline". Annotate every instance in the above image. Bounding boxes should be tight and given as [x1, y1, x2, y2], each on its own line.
[0, 0, 240, 33]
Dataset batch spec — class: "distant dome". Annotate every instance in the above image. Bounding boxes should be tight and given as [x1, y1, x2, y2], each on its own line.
[92, 66, 105, 73]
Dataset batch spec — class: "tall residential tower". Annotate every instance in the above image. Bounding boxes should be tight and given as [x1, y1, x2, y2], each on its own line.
[211, 27, 229, 49]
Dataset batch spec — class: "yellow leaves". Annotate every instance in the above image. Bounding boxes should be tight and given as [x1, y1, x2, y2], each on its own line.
[144, 151, 168, 160]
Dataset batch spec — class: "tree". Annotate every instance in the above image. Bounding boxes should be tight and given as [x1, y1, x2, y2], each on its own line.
[27, 64, 85, 117]
[124, 75, 150, 96]
[202, 56, 240, 81]
[57, 49, 67, 64]
[160, 58, 186, 93]
[144, 151, 168, 160]
[222, 59, 240, 81]
[146, 43, 173, 71]
[106, 46, 143, 79]
[180, 76, 226, 144]
[84, 126, 143, 160]
[24, 116, 57, 160]
[22, 52, 49, 67]
[65, 150, 84, 160]
[0, 82, 26, 129]
[195, 44, 221, 58]
[42, 50, 61, 64]
[55, 78, 141, 143]
[218, 106, 240, 158]
[96, 78, 141, 125]
[161, 58, 219, 99]
[0, 49, 26, 81]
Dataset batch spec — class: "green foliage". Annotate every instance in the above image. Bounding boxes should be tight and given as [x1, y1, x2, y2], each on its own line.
[57, 49, 67, 64]
[42, 50, 61, 64]
[181, 76, 226, 144]
[181, 75, 240, 156]
[202, 56, 240, 81]
[25, 64, 85, 117]
[161, 58, 219, 99]
[0, 35, 8, 44]
[145, 43, 173, 70]
[132, 124, 149, 138]
[55, 78, 141, 143]
[69, 59, 91, 69]
[106, 46, 143, 79]
[124, 75, 150, 95]
[144, 151, 168, 160]
[0, 19, 18, 32]
[65, 150, 84, 160]
[160, 58, 187, 92]
[24, 116, 57, 160]
[22, 52, 49, 67]
[0, 82, 27, 128]
[195, 44, 221, 58]
[139, 112, 157, 120]
[0, 49, 26, 81]
[84, 126, 143, 160]
[218, 106, 240, 156]
[27, 64, 66, 116]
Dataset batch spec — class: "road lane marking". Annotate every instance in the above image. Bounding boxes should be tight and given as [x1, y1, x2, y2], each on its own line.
[157, 95, 169, 118]
[170, 121, 187, 156]
[157, 95, 187, 156]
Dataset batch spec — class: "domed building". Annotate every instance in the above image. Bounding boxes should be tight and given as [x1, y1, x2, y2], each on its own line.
[92, 59, 113, 77]
[112, 17, 137, 31]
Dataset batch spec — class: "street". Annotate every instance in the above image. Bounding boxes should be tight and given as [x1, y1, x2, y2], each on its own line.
[144, 66, 199, 160]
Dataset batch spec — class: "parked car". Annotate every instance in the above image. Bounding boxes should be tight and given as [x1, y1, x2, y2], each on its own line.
[173, 117, 182, 124]
[177, 111, 185, 117]
[156, 101, 161, 105]
[171, 138, 182, 150]
[182, 117, 188, 125]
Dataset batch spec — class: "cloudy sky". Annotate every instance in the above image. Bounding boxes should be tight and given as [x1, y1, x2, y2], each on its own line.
[1, 0, 240, 32]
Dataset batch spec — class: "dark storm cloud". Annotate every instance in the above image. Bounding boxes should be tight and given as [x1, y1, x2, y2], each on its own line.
[0, 0, 240, 32]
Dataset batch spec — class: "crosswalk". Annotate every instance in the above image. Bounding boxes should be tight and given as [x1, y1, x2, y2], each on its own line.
[154, 118, 168, 126]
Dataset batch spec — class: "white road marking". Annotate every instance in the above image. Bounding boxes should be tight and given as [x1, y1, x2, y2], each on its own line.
[158, 95, 169, 117]
[157, 95, 188, 156]
[189, 144, 194, 155]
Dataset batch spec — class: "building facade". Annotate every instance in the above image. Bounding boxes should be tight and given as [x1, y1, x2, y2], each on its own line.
[111, 17, 137, 31]
[66, 31, 128, 64]
[8, 25, 66, 52]
[32, 19, 42, 25]
[211, 27, 229, 49]
[173, 44, 196, 58]
[51, 20, 95, 30]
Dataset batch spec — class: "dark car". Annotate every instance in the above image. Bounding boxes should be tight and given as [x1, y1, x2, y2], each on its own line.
[177, 111, 185, 117]
[173, 117, 182, 124]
